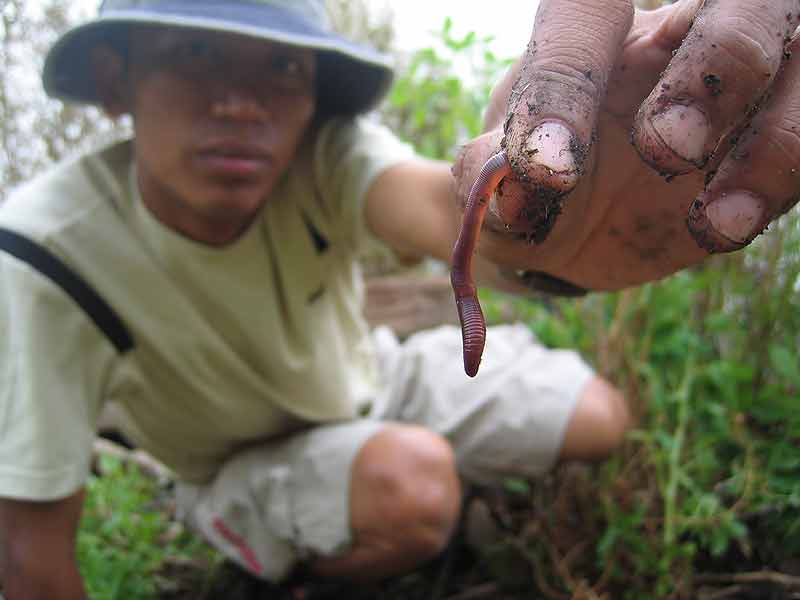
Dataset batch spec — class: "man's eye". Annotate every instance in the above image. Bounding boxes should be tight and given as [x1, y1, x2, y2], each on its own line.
[270, 55, 305, 78]
[175, 40, 218, 62]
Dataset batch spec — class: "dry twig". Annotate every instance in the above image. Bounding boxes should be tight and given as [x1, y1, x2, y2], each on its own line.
[694, 570, 800, 589]
[93, 437, 173, 483]
[443, 582, 502, 600]
[697, 585, 749, 600]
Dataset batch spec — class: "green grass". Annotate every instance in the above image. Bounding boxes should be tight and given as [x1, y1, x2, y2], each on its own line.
[78, 456, 221, 599]
[473, 212, 800, 599]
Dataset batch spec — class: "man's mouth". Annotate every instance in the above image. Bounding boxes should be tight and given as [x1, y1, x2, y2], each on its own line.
[195, 141, 273, 179]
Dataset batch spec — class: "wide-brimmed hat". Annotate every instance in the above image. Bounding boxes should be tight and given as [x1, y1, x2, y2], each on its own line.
[43, 0, 395, 116]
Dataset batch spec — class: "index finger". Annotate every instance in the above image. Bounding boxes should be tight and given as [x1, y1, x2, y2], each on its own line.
[632, 0, 798, 175]
[501, 0, 634, 240]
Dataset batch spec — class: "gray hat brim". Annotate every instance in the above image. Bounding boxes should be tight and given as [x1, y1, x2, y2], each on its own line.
[43, 2, 394, 116]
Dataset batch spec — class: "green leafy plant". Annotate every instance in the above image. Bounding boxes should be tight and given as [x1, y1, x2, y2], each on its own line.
[382, 17, 513, 161]
[479, 215, 799, 598]
[78, 456, 219, 599]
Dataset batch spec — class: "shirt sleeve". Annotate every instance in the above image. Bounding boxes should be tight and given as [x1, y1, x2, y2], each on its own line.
[312, 117, 416, 257]
[0, 254, 115, 501]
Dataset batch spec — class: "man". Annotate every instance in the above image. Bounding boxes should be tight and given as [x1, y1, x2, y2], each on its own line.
[0, 0, 797, 597]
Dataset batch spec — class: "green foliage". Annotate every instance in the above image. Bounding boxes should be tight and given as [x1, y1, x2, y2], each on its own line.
[325, 0, 395, 53]
[78, 456, 219, 599]
[0, 1, 128, 200]
[480, 214, 800, 598]
[381, 17, 513, 161]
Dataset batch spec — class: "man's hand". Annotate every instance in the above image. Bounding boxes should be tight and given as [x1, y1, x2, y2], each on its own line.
[453, 0, 800, 291]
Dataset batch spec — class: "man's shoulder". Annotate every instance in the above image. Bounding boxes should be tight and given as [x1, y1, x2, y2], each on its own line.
[0, 139, 134, 241]
[300, 115, 413, 188]
[309, 116, 402, 156]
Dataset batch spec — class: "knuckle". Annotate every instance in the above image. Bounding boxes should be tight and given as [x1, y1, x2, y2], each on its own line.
[533, 59, 603, 106]
[619, 0, 636, 23]
[762, 120, 800, 167]
[711, 15, 783, 81]
[580, 0, 635, 33]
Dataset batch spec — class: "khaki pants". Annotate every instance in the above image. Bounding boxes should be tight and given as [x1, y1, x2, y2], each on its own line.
[176, 323, 594, 581]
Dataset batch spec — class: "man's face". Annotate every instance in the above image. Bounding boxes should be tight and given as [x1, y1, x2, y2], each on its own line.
[122, 26, 317, 244]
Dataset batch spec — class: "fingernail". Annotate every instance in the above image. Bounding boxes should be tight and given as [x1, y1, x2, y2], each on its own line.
[526, 121, 576, 174]
[651, 103, 710, 164]
[705, 191, 765, 243]
[524, 121, 579, 191]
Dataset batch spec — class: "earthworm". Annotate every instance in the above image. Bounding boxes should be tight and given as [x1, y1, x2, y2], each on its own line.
[450, 150, 512, 377]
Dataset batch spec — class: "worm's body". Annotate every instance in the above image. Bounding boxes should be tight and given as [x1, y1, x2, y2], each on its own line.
[450, 150, 512, 377]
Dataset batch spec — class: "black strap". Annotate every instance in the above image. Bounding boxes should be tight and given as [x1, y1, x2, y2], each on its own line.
[0, 227, 134, 353]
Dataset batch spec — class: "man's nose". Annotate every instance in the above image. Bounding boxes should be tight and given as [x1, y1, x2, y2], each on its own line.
[211, 88, 271, 122]
[209, 68, 272, 122]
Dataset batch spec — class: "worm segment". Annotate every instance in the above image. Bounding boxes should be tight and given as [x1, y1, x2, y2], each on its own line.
[450, 150, 512, 377]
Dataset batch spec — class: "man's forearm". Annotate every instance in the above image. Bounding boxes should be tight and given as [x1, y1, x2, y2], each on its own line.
[0, 489, 88, 600]
[2, 557, 87, 600]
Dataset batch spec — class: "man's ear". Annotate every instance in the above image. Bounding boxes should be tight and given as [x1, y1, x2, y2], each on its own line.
[90, 45, 131, 118]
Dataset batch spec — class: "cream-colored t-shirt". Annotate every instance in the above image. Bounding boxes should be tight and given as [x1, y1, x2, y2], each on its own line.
[0, 117, 414, 498]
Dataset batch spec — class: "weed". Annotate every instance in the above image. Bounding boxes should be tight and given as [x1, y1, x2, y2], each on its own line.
[477, 211, 799, 598]
[78, 456, 220, 599]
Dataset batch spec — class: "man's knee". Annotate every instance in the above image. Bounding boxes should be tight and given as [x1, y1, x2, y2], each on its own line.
[559, 376, 632, 462]
[350, 425, 462, 558]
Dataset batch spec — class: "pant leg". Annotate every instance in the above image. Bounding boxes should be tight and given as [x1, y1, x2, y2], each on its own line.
[372, 323, 595, 485]
[175, 419, 384, 582]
